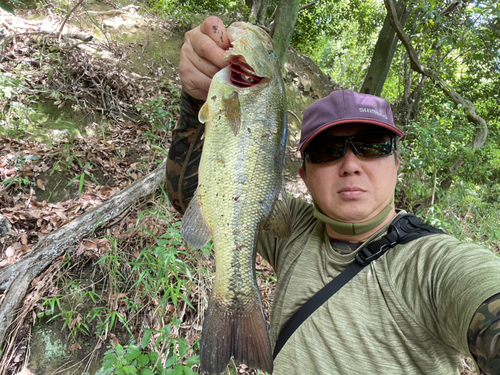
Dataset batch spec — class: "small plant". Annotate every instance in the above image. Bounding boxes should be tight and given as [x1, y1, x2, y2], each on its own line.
[38, 295, 63, 318]
[0, 153, 39, 190]
[48, 309, 89, 338]
[130, 223, 195, 313]
[97, 326, 199, 375]
[1, 176, 32, 190]
[138, 96, 174, 134]
[137, 83, 181, 137]
[67, 161, 100, 195]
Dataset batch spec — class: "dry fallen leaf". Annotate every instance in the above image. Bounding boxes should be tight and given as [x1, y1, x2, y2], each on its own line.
[5, 246, 15, 257]
[16, 366, 35, 375]
[117, 292, 129, 301]
[31, 276, 41, 287]
[69, 342, 82, 352]
[69, 314, 82, 329]
[36, 179, 45, 190]
[27, 210, 41, 219]
[85, 240, 97, 249]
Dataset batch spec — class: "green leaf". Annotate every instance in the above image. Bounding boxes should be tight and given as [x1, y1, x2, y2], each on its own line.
[137, 354, 150, 367]
[124, 365, 138, 374]
[177, 339, 186, 359]
[78, 173, 85, 194]
[182, 366, 197, 375]
[115, 344, 125, 356]
[165, 354, 178, 368]
[179, 294, 194, 310]
[186, 355, 199, 366]
[103, 358, 117, 369]
[141, 330, 153, 349]
[148, 352, 159, 364]
[124, 345, 142, 362]
[67, 174, 82, 187]
[140, 370, 154, 375]
[172, 364, 183, 375]
[0, 1, 14, 13]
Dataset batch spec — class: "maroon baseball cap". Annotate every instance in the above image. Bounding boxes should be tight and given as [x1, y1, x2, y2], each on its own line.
[298, 90, 404, 152]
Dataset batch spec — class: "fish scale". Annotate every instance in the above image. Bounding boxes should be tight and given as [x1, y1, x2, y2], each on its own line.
[180, 22, 291, 375]
[202, 93, 279, 304]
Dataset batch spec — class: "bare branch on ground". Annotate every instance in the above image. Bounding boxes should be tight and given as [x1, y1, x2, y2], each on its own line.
[57, 0, 86, 40]
[0, 160, 167, 347]
[1, 31, 92, 48]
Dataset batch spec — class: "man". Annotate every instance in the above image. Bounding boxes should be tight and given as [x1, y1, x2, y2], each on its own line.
[167, 16, 500, 375]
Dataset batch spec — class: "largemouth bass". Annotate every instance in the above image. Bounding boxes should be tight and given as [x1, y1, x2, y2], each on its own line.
[180, 22, 291, 375]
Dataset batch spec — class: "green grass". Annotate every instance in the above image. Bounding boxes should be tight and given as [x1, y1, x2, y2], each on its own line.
[34, 189, 210, 373]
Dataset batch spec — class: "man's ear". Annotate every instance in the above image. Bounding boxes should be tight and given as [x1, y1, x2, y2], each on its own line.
[299, 166, 307, 184]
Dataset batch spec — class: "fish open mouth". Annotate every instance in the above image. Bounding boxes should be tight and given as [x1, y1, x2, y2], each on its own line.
[229, 56, 265, 88]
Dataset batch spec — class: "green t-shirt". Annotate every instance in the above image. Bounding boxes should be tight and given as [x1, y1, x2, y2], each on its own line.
[257, 198, 500, 374]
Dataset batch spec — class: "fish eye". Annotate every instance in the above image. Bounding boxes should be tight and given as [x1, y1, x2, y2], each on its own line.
[268, 50, 276, 57]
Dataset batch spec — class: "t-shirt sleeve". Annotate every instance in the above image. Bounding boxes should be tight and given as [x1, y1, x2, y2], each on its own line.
[257, 198, 316, 273]
[393, 235, 500, 355]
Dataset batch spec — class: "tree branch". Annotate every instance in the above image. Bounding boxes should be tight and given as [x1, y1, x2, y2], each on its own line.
[440, 1, 460, 17]
[384, 0, 488, 152]
[57, 0, 85, 40]
[299, 0, 318, 12]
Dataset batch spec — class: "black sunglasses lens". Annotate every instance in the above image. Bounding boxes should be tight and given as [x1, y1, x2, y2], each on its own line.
[353, 132, 393, 157]
[306, 138, 345, 163]
[305, 132, 394, 163]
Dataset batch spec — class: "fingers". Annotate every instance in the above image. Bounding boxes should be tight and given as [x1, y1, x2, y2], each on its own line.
[179, 44, 213, 101]
[199, 16, 231, 62]
[179, 16, 231, 101]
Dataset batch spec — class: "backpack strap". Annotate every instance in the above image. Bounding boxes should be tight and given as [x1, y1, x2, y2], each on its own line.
[272, 214, 445, 359]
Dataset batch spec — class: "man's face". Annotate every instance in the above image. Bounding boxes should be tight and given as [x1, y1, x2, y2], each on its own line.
[299, 124, 399, 223]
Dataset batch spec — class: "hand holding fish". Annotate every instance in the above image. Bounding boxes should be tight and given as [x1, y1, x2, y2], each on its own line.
[179, 16, 230, 100]
[180, 21, 291, 374]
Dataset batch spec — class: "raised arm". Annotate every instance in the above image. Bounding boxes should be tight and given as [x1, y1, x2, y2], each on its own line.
[468, 292, 500, 375]
[166, 17, 230, 214]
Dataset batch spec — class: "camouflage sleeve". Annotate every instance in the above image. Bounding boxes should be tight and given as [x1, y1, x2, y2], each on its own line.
[468, 292, 500, 375]
[166, 89, 205, 214]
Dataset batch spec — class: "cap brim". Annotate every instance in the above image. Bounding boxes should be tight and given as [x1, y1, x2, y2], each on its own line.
[299, 119, 404, 152]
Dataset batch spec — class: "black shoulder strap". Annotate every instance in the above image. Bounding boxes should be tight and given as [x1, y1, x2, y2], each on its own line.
[272, 214, 444, 359]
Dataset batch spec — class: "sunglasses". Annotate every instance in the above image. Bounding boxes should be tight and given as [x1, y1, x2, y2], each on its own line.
[303, 131, 396, 164]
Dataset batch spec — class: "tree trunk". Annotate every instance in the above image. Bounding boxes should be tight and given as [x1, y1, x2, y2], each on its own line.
[271, 0, 301, 67]
[0, 160, 167, 347]
[360, 0, 411, 96]
[248, 0, 268, 25]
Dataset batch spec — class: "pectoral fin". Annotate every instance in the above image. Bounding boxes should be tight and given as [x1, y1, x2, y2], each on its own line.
[181, 192, 212, 249]
[261, 187, 292, 238]
[223, 91, 241, 135]
[199, 102, 210, 124]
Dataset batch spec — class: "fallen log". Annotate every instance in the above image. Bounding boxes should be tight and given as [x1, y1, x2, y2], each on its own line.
[0, 159, 167, 347]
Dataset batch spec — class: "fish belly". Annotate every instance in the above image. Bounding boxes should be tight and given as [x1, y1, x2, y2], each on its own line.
[197, 83, 284, 375]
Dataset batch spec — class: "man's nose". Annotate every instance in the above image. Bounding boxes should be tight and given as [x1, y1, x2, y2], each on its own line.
[338, 143, 361, 175]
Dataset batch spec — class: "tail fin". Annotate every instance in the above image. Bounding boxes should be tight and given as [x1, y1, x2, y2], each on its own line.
[200, 293, 273, 375]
